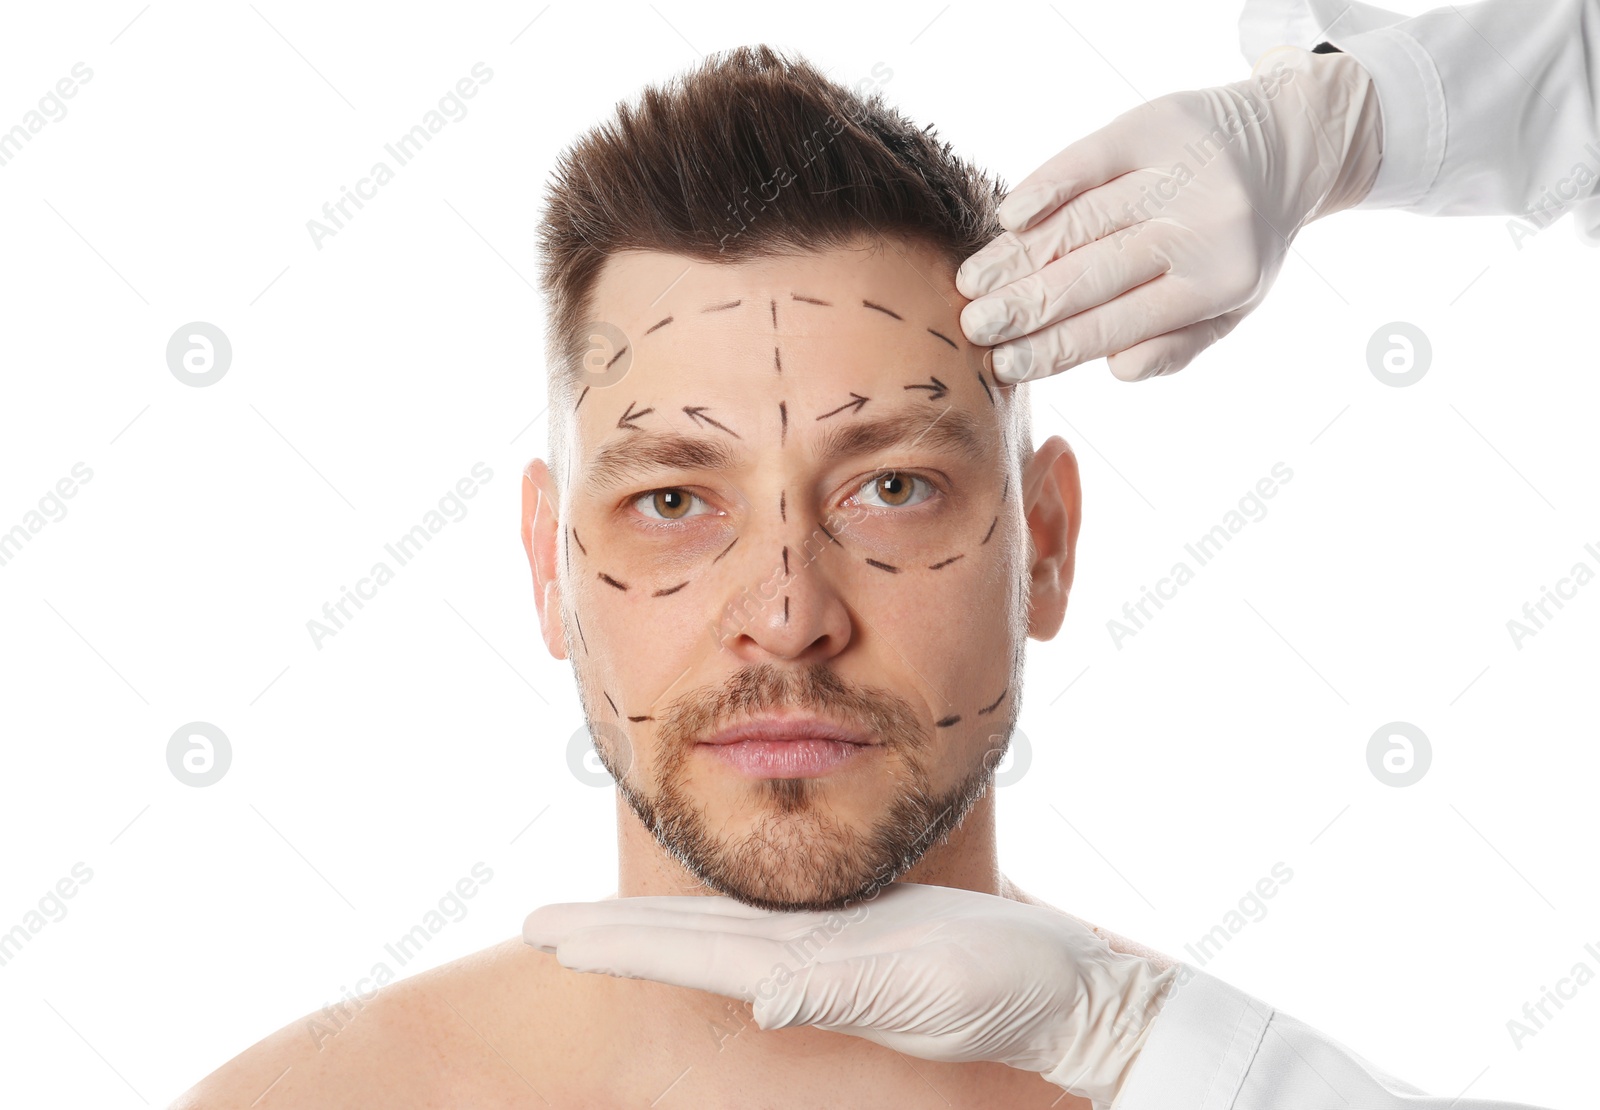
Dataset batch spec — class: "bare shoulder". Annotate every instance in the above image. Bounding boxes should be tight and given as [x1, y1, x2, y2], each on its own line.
[168, 936, 575, 1109]
[1001, 877, 1181, 972]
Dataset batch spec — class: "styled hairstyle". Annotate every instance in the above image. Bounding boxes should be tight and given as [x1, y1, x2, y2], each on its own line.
[535, 43, 1032, 490]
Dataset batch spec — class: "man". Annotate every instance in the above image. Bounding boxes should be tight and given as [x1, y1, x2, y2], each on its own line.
[172, 44, 1553, 1110]
[172, 43, 1152, 1109]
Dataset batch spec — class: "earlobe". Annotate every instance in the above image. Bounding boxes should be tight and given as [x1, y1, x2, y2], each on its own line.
[1020, 436, 1082, 640]
[521, 459, 569, 660]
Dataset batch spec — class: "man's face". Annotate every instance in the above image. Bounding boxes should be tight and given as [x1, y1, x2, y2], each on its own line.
[525, 238, 1073, 911]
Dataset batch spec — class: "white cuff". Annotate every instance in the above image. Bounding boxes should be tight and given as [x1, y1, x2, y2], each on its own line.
[1111, 965, 1272, 1110]
[1322, 25, 1448, 211]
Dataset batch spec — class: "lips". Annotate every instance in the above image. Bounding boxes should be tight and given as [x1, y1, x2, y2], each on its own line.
[699, 714, 877, 747]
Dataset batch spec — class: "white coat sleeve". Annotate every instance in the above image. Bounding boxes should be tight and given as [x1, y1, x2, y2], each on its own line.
[1108, 965, 1560, 1110]
[1238, 0, 1600, 244]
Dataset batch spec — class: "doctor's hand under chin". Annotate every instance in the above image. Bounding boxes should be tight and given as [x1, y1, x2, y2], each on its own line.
[522, 880, 1177, 1108]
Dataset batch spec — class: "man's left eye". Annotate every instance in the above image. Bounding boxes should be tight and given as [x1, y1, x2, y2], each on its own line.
[854, 471, 935, 510]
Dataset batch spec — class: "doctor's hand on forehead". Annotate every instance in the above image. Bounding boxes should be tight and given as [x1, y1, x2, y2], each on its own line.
[959, 0, 1600, 386]
[956, 43, 1383, 385]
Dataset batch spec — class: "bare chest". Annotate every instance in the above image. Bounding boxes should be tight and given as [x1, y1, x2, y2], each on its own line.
[509, 1024, 1092, 1110]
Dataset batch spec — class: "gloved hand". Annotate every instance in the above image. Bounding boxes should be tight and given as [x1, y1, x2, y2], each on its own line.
[957, 45, 1384, 384]
[524, 881, 1178, 1107]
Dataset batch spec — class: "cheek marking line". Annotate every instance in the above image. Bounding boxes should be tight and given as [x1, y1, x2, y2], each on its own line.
[817, 520, 842, 547]
[792, 293, 831, 306]
[928, 554, 964, 570]
[575, 611, 588, 652]
[599, 572, 630, 590]
[774, 346, 782, 374]
[780, 489, 786, 521]
[712, 537, 739, 563]
[779, 401, 788, 444]
[936, 714, 961, 727]
[863, 299, 903, 320]
[927, 328, 957, 349]
[606, 346, 628, 371]
[653, 581, 690, 597]
[575, 385, 591, 412]
[980, 517, 998, 545]
[645, 315, 674, 335]
[603, 689, 618, 715]
[978, 685, 1009, 715]
[782, 546, 789, 576]
[682, 406, 742, 438]
[865, 558, 900, 573]
[703, 299, 742, 313]
[572, 528, 588, 556]
[1001, 473, 1009, 503]
[770, 298, 777, 328]
[627, 714, 654, 722]
[617, 400, 653, 430]
[784, 595, 789, 624]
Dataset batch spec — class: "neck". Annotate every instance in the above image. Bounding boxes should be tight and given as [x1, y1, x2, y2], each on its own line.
[613, 787, 1010, 902]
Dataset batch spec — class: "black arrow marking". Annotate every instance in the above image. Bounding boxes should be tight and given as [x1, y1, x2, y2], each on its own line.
[617, 400, 653, 430]
[682, 406, 742, 438]
[904, 376, 948, 401]
[815, 392, 869, 420]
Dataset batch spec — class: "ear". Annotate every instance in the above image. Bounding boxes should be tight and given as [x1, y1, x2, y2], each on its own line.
[521, 458, 569, 659]
[1019, 435, 1082, 640]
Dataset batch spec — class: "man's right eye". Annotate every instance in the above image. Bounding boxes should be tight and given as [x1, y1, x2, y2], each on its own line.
[631, 487, 712, 522]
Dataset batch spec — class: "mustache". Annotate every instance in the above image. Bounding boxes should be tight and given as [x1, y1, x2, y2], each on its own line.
[655, 661, 929, 752]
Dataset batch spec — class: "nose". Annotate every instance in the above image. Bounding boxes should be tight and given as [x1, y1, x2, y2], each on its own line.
[710, 514, 855, 666]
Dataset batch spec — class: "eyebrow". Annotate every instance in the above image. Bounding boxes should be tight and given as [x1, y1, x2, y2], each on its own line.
[583, 406, 988, 494]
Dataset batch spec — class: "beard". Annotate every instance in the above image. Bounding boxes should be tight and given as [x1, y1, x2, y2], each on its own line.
[582, 659, 1008, 912]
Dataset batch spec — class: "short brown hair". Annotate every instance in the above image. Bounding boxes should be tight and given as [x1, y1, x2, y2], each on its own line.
[535, 43, 1030, 488]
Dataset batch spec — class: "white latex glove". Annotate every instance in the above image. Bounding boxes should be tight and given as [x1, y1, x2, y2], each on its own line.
[523, 881, 1178, 1108]
[957, 45, 1384, 384]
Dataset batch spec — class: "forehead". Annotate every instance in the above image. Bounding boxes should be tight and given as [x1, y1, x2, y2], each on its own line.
[589, 240, 967, 350]
[569, 242, 1000, 488]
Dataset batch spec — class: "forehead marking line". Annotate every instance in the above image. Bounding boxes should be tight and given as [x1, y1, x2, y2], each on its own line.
[681, 406, 741, 438]
[617, 400, 653, 430]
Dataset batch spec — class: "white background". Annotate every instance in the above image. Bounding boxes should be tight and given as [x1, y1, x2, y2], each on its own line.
[0, 1, 1594, 1106]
